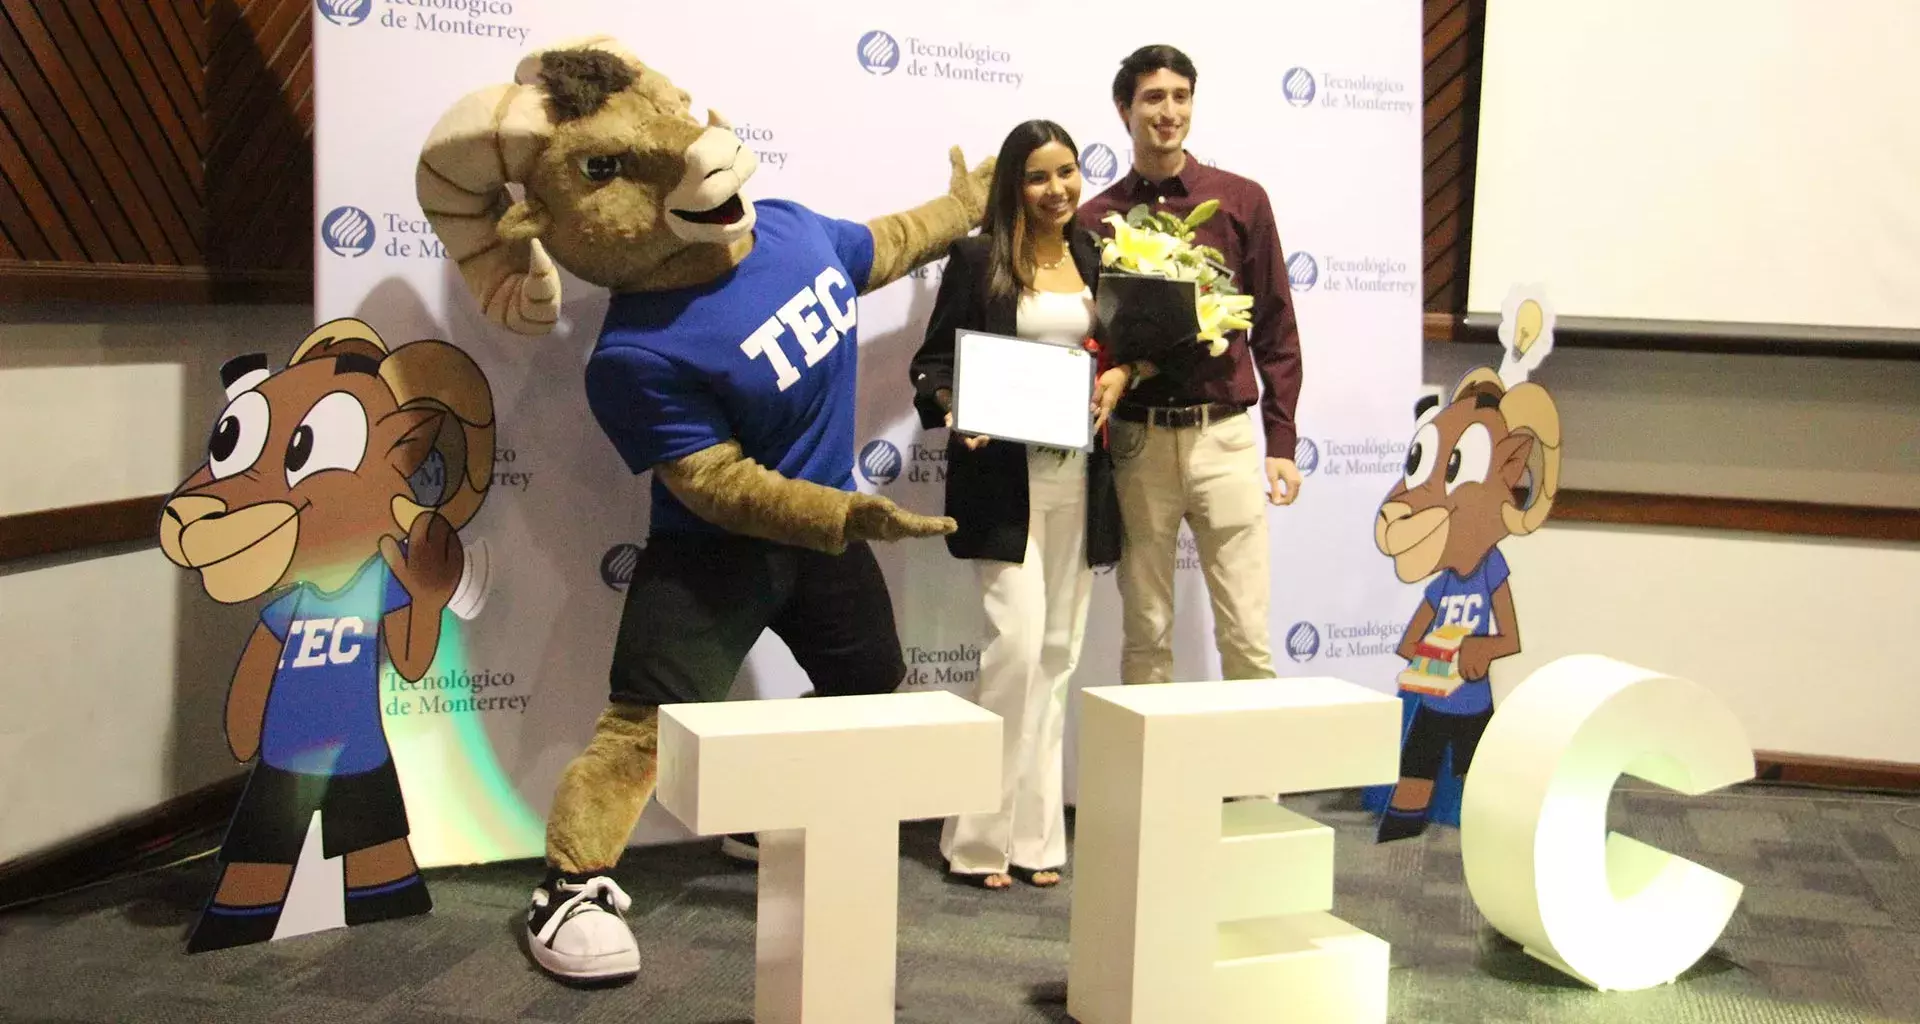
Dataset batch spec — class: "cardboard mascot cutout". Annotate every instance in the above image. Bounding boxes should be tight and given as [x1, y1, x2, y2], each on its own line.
[1366, 286, 1562, 842]
[161, 317, 495, 952]
[414, 36, 989, 982]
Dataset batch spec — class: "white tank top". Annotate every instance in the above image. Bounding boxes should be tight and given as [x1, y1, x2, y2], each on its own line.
[1014, 288, 1096, 461]
[1016, 287, 1095, 346]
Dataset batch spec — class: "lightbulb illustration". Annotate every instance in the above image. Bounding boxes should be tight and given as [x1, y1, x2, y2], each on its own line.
[1513, 299, 1543, 355]
[1497, 284, 1555, 387]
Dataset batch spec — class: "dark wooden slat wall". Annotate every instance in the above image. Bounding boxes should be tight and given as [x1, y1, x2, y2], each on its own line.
[207, 0, 310, 271]
[0, 19, 128, 263]
[1422, 0, 1486, 318]
[3, 0, 182, 262]
[0, 0, 311, 302]
[0, 88, 83, 260]
[128, 2, 206, 145]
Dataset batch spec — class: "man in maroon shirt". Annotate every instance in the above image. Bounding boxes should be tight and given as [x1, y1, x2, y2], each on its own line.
[1078, 44, 1304, 685]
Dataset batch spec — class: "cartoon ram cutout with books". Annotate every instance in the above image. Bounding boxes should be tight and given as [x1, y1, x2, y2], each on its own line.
[1369, 285, 1562, 842]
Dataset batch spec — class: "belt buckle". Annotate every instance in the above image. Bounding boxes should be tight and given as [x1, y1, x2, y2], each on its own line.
[1147, 403, 1212, 429]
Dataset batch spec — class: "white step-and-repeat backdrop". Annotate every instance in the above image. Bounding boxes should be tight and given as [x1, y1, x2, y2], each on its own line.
[311, 0, 1424, 866]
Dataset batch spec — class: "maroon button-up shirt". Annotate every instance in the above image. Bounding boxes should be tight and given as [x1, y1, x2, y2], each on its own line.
[1077, 154, 1303, 454]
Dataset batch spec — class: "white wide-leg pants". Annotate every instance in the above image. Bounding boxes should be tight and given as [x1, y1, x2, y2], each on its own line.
[941, 448, 1095, 875]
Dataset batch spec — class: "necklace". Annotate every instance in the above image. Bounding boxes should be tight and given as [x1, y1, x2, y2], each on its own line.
[1034, 248, 1068, 271]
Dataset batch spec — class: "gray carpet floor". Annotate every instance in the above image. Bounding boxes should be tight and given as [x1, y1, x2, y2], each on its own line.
[2, 783, 1917, 1023]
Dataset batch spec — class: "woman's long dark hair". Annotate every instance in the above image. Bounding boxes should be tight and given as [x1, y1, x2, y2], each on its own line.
[983, 120, 1079, 305]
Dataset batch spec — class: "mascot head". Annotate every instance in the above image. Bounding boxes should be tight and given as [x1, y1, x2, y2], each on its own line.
[416, 36, 760, 333]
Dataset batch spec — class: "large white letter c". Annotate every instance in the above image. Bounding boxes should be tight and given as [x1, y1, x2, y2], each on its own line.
[1462, 654, 1754, 992]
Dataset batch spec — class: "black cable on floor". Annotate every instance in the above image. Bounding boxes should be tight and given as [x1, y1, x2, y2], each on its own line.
[0, 845, 219, 916]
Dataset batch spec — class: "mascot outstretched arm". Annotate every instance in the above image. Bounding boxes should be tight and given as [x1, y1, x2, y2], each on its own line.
[415, 36, 987, 986]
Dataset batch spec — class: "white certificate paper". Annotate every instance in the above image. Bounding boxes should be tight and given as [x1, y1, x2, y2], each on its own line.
[951, 330, 1094, 451]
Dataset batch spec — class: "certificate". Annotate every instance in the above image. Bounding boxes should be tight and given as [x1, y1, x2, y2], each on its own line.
[951, 329, 1095, 451]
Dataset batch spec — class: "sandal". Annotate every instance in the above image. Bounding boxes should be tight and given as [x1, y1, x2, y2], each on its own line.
[1009, 866, 1061, 888]
[949, 870, 1012, 890]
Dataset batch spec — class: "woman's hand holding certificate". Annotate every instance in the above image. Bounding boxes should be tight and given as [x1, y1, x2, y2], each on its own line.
[950, 329, 1098, 451]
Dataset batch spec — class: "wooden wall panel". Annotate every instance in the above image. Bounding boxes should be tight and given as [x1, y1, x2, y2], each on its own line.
[0, 23, 138, 262]
[0, 0, 312, 302]
[1422, 0, 1485, 316]
[3, 0, 184, 262]
[0, 96, 84, 260]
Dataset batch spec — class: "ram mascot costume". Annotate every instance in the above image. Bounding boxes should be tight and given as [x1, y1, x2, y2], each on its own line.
[416, 36, 989, 982]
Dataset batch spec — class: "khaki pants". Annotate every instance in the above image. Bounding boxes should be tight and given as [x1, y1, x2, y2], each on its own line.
[1108, 410, 1275, 684]
[942, 449, 1092, 875]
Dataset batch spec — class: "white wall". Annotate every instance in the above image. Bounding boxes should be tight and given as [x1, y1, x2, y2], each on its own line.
[1427, 340, 1920, 764]
[1469, 0, 1920, 338]
[1491, 523, 1917, 763]
[0, 305, 314, 864]
[1429, 339, 1920, 509]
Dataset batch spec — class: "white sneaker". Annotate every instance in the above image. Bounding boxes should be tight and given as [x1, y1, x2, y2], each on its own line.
[525, 875, 640, 982]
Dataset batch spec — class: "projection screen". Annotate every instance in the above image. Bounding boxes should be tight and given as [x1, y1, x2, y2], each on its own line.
[1465, 0, 1920, 347]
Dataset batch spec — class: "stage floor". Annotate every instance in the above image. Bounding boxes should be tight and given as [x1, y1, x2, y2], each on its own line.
[2, 784, 1916, 1023]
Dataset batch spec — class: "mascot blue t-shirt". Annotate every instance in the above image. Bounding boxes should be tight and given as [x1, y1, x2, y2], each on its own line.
[585, 200, 876, 536]
[1416, 546, 1509, 716]
[257, 552, 410, 776]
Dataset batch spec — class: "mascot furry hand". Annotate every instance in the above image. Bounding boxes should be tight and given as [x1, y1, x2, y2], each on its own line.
[414, 36, 989, 985]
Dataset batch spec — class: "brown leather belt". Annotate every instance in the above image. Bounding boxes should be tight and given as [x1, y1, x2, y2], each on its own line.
[1111, 401, 1244, 429]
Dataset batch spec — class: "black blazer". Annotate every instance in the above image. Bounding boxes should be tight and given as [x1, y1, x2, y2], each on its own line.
[908, 228, 1123, 568]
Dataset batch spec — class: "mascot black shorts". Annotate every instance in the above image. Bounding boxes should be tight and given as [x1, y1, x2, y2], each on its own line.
[1399, 703, 1495, 780]
[220, 760, 412, 864]
[608, 533, 908, 706]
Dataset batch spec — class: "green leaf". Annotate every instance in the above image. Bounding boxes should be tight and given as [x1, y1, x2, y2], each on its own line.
[1184, 199, 1221, 229]
[1124, 204, 1153, 227]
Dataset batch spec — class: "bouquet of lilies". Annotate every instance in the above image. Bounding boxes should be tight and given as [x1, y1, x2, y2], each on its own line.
[1099, 201, 1253, 357]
